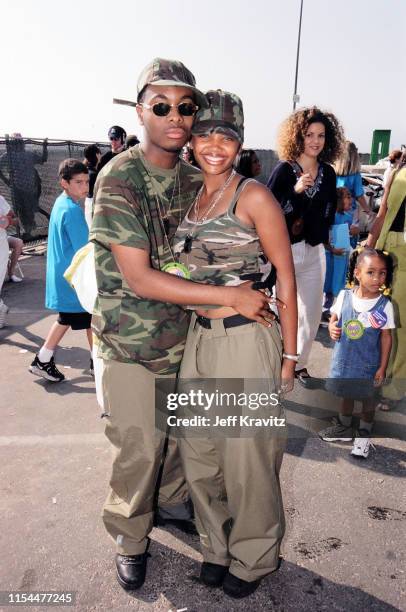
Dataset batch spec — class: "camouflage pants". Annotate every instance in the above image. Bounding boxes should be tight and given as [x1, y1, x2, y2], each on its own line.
[101, 359, 190, 555]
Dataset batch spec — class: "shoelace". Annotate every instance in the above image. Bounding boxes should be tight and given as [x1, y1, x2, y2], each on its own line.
[120, 553, 150, 565]
[44, 358, 62, 377]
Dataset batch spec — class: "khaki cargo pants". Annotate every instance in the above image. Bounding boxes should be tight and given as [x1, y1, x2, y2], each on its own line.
[179, 315, 286, 582]
[101, 359, 190, 555]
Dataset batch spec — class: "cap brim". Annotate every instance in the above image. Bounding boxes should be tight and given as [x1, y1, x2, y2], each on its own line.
[192, 121, 243, 143]
[139, 79, 208, 109]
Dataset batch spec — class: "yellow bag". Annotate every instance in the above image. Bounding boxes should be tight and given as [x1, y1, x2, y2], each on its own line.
[64, 243, 97, 314]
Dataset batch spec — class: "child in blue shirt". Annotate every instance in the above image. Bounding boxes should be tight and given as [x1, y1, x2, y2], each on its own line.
[323, 187, 357, 311]
[29, 159, 91, 382]
[319, 248, 395, 458]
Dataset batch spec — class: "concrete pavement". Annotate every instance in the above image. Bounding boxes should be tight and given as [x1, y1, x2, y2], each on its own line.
[0, 251, 404, 611]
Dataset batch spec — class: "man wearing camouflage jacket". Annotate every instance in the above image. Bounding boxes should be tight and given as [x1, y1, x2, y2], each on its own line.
[90, 58, 273, 590]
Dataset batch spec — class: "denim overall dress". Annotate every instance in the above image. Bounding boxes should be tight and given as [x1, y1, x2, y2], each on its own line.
[327, 290, 388, 400]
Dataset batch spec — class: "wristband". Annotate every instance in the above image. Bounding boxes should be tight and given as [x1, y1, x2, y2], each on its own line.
[282, 353, 299, 362]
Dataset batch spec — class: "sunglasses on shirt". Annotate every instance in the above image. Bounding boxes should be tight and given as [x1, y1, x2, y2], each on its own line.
[138, 102, 199, 117]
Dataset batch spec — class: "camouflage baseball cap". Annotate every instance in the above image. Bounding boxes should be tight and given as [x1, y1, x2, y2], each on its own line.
[137, 57, 207, 108]
[191, 90, 244, 143]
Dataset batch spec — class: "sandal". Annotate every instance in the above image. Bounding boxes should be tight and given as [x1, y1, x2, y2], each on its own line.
[295, 368, 326, 390]
[377, 399, 398, 412]
[295, 368, 311, 380]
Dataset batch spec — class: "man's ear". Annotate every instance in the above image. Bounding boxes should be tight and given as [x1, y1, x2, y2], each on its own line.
[136, 104, 144, 126]
[60, 178, 69, 191]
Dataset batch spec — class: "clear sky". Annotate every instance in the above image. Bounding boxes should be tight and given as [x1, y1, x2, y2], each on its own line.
[1, 0, 405, 152]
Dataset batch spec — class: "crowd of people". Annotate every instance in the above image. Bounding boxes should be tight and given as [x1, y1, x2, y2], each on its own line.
[0, 56, 404, 599]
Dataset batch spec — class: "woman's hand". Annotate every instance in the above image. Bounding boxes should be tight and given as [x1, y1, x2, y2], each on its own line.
[332, 247, 345, 256]
[280, 359, 295, 394]
[294, 173, 314, 194]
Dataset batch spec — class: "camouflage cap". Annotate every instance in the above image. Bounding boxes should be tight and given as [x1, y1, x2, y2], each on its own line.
[192, 90, 244, 143]
[137, 58, 207, 108]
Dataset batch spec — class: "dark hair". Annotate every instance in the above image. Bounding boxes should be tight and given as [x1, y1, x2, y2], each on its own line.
[347, 247, 393, 290]
[58, 158, 88, 181]
[126, 134, 140, 148]
[336, 186, 351, 213]
[83, 144, 101, 168]
[277, 106, 345, 164]
[237, 149, 258, 178]
[188, 147, 198, 168]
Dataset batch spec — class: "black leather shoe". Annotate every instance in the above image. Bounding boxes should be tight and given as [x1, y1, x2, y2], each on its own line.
[200, 562, 229, 587]
[153, 515, 198, 536]
[115, 553, 148, 590]
[222, 573, 261, 598]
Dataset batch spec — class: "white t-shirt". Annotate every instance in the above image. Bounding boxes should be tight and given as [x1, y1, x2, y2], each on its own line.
[0, 195, 11, 242]
[331, 289, 395, 329]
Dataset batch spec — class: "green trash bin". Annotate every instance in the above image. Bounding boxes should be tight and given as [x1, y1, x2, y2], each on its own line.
[370, 130, 391, 165]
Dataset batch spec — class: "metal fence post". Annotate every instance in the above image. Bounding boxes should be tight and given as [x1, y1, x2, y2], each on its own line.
[4, 134, 21, 237]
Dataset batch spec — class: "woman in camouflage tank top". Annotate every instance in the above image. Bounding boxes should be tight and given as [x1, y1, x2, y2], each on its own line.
[171, 90, 298, 598]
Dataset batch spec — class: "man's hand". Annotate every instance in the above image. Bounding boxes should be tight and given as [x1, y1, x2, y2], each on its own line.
[332, 247, 345, 256]
[230, 281, 275, 327]
[329, 319, 341, 341]
[350, 225, 360, 236]
[294, 173, 314, 194]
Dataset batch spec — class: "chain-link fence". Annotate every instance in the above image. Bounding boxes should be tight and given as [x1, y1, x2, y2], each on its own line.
[0, 135, 369, 242]
[0, 136, 110, 240]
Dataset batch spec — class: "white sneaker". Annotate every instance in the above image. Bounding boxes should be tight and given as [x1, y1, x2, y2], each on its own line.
[351, 430, 375, 459]
[10, 274, 22, 283]
[0, 301, 9, 328]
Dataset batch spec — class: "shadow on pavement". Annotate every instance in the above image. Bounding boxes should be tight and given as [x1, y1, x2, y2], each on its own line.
[84, 541, 399, 612]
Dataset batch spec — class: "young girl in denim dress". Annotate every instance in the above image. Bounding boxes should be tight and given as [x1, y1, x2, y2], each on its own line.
[319, 248, 395, 458]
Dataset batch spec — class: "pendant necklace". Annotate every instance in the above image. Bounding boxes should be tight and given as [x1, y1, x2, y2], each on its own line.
[141, 154, 191, 279]
[184, 169, 236, 254]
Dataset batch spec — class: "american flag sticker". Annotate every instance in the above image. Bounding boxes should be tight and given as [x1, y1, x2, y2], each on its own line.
[368, 310, 387, 329]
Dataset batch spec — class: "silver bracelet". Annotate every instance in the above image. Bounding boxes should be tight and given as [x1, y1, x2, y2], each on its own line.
[282, 353, 299, 362]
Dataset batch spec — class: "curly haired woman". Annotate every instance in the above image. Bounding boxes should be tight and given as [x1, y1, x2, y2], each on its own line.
[268, 107, 345, 383]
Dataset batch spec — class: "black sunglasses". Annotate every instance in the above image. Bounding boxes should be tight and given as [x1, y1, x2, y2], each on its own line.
[139, 102, 198, 117]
